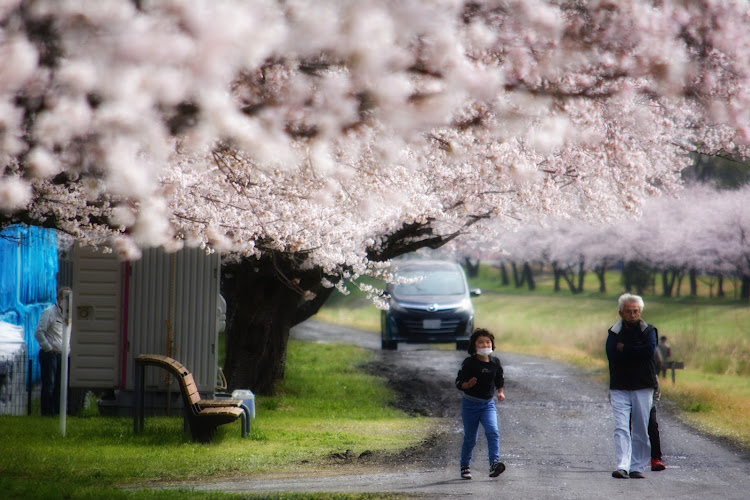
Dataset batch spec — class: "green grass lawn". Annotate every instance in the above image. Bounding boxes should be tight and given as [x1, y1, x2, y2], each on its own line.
[316, 264, 750, 449]
[0, 341, 433, 500]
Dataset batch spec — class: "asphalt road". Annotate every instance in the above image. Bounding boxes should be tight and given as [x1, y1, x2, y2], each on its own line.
[178, 320, 750, 500]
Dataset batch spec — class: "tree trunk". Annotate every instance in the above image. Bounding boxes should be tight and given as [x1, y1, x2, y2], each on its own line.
[497, 262, 509, 286]
[594, 263, 607, 293]
[717, 275, 725, 298]
[562, 268, 576, 293]
[675, 273, 684, 297]
[463, 257, 480, 278]
[221, 256, 334, 395]
[661, 268, 680, 297]
[553, 262, 581, 294]
[523, 262, 536, 291]
[661, 270, 671, 297]
[552, 262, 562, 292]
[689, 268, 698, 296]
[741, 275, 750, 300]
[511, 262, 525, 288]
[576, 259, 585, 293]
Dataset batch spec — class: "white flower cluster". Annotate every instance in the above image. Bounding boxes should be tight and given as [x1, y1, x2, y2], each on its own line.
[1, 0, 749, 280]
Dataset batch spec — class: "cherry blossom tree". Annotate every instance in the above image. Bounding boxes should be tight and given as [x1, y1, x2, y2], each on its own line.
[636, 184, 750, 298]
[485, 184, 750, 299]
[706, 188, 750, 298]
[3, 0, 750, 392]
[488, 217, 618, 294]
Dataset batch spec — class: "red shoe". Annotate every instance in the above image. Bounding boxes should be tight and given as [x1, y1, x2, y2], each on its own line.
[651, 458, 666, 471]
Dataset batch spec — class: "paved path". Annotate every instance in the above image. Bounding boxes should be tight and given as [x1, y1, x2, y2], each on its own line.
[177, 320, 750, 499]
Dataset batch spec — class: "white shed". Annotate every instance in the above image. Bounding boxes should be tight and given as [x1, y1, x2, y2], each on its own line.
[70, 245, 222, 415]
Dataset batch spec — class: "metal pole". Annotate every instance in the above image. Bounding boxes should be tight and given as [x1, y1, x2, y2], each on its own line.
[27, 358, 32, 416]
[60, 289, 72, 437]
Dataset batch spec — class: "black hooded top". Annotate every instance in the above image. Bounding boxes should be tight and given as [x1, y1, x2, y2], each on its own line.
[606, 319, 658, 390]
[455, 355, 504, 400]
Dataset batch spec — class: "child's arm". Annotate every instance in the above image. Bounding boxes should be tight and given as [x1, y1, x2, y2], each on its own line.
[496, 387, 505, 402]
[456, 358, 477, 391]
[460, 377, 478, 390]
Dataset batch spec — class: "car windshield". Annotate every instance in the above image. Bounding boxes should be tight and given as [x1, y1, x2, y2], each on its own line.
[394, 269, 466, 296]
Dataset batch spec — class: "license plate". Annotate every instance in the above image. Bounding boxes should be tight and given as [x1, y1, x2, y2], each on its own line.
[423, 319, 441, 329]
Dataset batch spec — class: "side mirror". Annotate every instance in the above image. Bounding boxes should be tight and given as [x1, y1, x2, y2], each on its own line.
[470, 288, 482, 297]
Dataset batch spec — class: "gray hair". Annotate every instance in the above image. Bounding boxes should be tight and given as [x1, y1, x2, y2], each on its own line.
[618, 293, 644, 312]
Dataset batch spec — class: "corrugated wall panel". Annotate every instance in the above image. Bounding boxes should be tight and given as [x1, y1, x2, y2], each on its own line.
[128, 250, 170, 392]
[126, 248, 219, 393]
[173, 249, 219, 392]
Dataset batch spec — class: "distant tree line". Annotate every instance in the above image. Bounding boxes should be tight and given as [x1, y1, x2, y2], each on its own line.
[461, 184, 750, 300]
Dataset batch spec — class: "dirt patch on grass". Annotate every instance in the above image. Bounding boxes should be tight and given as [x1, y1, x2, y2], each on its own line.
[323, 351, 462, 469]
[363, 354, 456, 418]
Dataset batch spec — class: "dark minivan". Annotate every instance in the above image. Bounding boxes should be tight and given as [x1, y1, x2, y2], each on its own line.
[380, 260, 481, 350]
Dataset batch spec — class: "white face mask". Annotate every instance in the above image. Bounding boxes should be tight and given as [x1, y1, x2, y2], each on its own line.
[476, 347, 493, 356]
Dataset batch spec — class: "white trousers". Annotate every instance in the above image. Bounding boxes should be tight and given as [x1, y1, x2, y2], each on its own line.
[610, 388, 653, 473]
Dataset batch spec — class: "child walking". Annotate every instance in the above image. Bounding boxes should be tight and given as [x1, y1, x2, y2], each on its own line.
[455, 328, 506, 480]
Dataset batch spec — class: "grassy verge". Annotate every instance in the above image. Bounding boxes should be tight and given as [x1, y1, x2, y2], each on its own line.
[316, 267, 750, 449]
[0, 341, 435, 500]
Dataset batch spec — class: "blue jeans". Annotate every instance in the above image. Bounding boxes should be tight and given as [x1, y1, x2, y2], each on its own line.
[39, 349, 62, 416]
[460, 396, 500, 467]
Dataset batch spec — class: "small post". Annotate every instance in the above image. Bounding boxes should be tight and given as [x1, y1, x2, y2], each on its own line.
[134, 361, 143, 434]
[27, 358, 32, 416]
[59, 289, 73, 437]
[668, 361, 684, 385]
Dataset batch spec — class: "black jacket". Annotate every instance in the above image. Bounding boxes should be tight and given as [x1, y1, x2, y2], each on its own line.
[455, 355, 504, 400]
[606, 319, 658, 391]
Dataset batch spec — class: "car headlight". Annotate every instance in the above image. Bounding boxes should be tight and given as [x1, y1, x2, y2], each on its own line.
[454, 298, 473, 313]
[389, 300, 408, 313]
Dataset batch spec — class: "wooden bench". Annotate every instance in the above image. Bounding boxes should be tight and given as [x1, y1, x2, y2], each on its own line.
[133, 354, 248, 443]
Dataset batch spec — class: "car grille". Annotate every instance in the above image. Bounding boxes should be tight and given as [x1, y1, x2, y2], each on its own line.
[401, 317, 463, 335]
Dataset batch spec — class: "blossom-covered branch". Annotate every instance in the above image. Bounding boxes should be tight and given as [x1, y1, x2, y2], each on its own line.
[1, 0, 749, 281]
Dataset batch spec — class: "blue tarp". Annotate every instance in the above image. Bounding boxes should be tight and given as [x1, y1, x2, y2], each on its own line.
[0, 225, 58, 383]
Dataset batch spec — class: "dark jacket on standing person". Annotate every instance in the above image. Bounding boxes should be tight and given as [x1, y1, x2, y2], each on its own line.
[606, 319, 657, 391]
[455, 355, 504, 400]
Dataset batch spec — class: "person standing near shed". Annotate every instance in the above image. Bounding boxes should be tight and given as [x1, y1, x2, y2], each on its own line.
[34, 287, 72, 416]
[606, 293, 658, 479]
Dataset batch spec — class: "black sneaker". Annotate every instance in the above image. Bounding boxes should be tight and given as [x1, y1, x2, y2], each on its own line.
[612, 469, 628, 479]
[629, 471, 646, 479]
[489, 461, 506, 477]
[461, 466, 472, 480]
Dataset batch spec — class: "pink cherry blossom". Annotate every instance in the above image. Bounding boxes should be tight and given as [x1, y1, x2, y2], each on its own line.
[0, 0, 749, 284]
